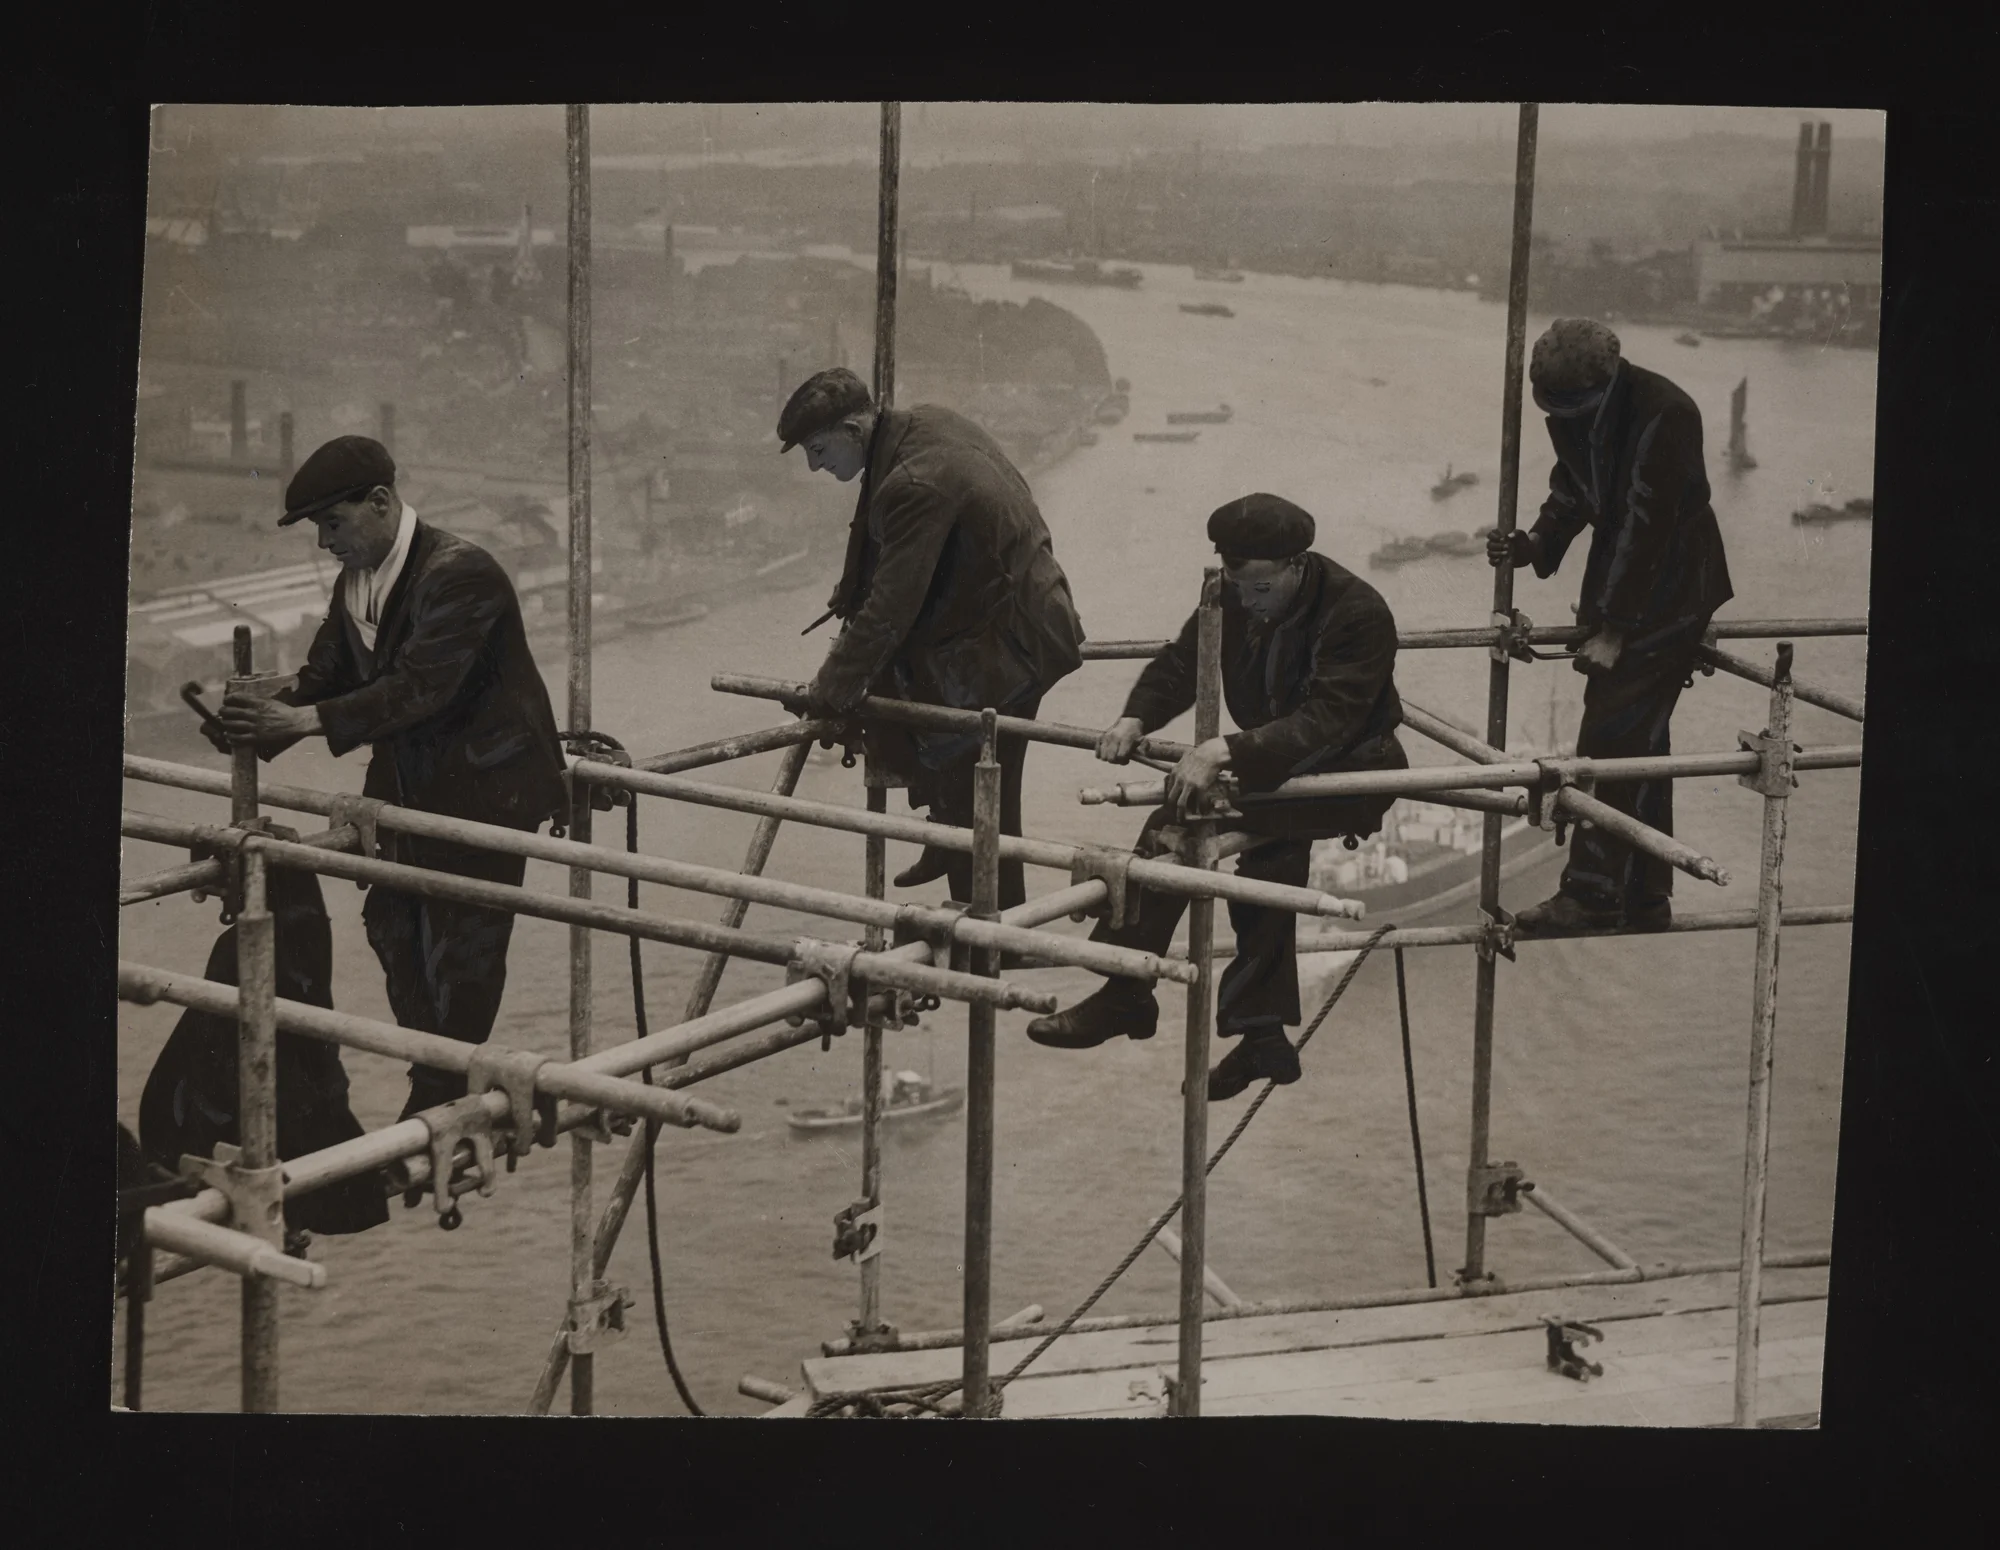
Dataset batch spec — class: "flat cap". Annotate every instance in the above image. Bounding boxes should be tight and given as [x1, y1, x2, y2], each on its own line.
[1529, 318, 1622, 396]
[281, 435, 396, 526]
[1208, 493, 1316, 561]
[777, 367, 873, 452]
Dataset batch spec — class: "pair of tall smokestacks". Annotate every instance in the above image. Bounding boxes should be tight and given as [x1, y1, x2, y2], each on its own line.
[1791, 122, 1834, 239]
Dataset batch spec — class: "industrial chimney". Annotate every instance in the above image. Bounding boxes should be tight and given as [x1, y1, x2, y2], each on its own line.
[1790, 122, 1815, 239]
[1809, 122, 1833, 237]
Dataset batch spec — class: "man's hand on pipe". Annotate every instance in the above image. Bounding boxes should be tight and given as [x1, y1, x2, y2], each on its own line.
[1095, 716, 1146, 765]
[218, 691, 319, 747]
[1164, 737, 1232, 821]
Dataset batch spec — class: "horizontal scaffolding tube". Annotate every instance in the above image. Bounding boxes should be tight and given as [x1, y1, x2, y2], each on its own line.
[818, 1251, 1831, 1356]
[119, 812, 1058, 1016]
[120, 822, 360, 906]
[1696, 643, 1864, 723]
[1077, 618, 1868, 659]
[573, 765, 1364, 920]
[117, 961, 742, 1134]
[1080, 743, 1863, 808]
[706, 674, 1196, 765]
[1522, 1184, 1638, 1270]
[635, 718, 843, 775]
[143, 1207, 327, 1289]
[119, 755, 1189, 983]
[1288, 905, 1854, 955]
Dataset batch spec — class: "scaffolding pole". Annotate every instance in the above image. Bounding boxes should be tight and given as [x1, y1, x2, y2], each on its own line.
[962, 711, 1002, 1415]
[1734, 644, 1797, 1426]
[236, 844, 282, 1412]
[564, 100, 598, 1416]
[874, 103, 900, 408]
[859, 762, 889, 1342]
[1077, 616, 1868, 660]
[1174, 568, 1225, 1417]
[1465, 101, 1539, 1289]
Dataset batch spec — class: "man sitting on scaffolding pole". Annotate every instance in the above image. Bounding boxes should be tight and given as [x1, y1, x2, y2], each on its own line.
[1026, 494, 1407, 1100]
[776, 366, 1086, 913]
[215, 434, 568, 1124]
[1487, 318, 1734, 933]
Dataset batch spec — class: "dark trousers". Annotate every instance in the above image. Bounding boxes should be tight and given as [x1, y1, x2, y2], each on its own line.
[1091, 792, 1393, 1039]
[1561, 614, 1712, 910]
[363, 833, 528, 1118]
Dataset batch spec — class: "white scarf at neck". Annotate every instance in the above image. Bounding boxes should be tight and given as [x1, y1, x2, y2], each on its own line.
[345, 501, 417, 653]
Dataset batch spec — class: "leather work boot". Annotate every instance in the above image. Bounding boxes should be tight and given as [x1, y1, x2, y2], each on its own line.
[1624, 897, 1673, 932]
[1025, 981, 1159, 1048]
[1512, 890, 1621, 933]
[1203, 1029, 1302, 1101]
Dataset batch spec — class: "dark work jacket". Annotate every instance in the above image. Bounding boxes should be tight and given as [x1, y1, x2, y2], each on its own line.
[1123, 551, 1405, 792]
[137, 864, 389, 1236]
[1528, 361, 1735, 640]
[283, 520, 566, 830]
[816, 406, 1086, 715]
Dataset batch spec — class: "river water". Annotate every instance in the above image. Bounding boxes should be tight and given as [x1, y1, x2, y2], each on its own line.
[116, 261, 1876, 1414]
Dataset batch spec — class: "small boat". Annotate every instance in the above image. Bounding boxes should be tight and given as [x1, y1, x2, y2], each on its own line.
[1178, 302, 1235, 318]
[1792, 497, 1873, 525]
[1425, 531, 1483, 558]
[1675, 331, 1703, 348]
[1094, 393, 1130, 426]
[1010, 258, 1143, 289]
[1192, 265, 1244, 283]
[1430, 464, 1479, 501]
[1368, 535, 1431, 569]
[785, 1072, 964, 1134]
[1134, 430, 1200, 444]
[1166, 404, 1233, 425]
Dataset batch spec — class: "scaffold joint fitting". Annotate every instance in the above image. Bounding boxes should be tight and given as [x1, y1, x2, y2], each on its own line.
[1476, 905, 1517, 964]
[1468, 1159, 1530, 1216]
[465, 1045, 556, 1162]
[566, 1278, 631, 1355]
[832, 1198, 883, 1263]
[1737, 729, 1801, 797]
[1543, 1316, 1606, 1381]
[417, 1095, 501, 1228]
[326, 795, 387, 884]
[1069, 844, 1141, 928]
[179, 1143, 286, 1245]
[787, 938, 867, 1043]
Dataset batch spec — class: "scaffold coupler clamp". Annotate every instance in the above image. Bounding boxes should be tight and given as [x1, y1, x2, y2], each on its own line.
[1736, 728, 1801, 796]
[786, 939, 867, 1048]
[1468, 1159, 1530, 1217]
[1476, 905, 1517, 964]
[1543, 1317, 1606, 1382]
[327, 794, 387, 886]
[466, 1045, 556, 1167]
[832, 1197, 884, 1264]
[189, 816, 268, 924]
[841, 1316, 901, 1356]
[567, 1277, 631, 1356]
[417, 1094, 501, 1230]
[1069, 844, 1142, 928]
[179, 1142, 286, 1247]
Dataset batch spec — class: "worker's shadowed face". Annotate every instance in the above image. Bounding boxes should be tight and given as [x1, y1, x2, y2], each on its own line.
[309, 487, 400, 570]
[801, 418, 869, 482]
[1223, 555, 1304, 627]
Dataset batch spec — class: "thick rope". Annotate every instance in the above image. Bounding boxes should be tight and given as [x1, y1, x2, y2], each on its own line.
[806, 922, 1398, 1418]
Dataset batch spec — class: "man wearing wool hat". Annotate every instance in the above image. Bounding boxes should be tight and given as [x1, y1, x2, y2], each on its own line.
[1487, 318, 1734, 933]
[215, 434, 567, 1126]
[1026, 493, 1408, 1101]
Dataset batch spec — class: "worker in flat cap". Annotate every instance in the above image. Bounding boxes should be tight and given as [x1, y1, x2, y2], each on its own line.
[1487, 319, 1734, 932]
[1027, 494, 1408, 1101]
[777, 367, 1085, 912]
[214, 435, 568, 1124]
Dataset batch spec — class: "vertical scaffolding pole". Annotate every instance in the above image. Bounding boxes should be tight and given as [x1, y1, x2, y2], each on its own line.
[1173, 568, 1225, 1416]
[1734, 644, 1796, 1427]
[229, 625, 258, 824]
[1462, 102, 1539, 1288]
[526, 741, 813, 1414]
[962, 711, 1002, 1415]
[563, 100, 597, 1417]
[873, 103, 901, 409]
[236, 844, 281, 1412]
[858, 761, 889, 1338]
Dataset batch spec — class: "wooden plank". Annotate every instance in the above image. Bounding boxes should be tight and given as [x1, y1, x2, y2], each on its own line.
[800, 1268, 1828, 1398]
[989, 1303, 1824, 1423]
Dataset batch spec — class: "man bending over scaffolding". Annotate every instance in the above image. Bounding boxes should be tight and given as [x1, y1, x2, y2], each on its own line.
[216, 435, 568, 1123]
[777, 367, 1086, 911]
[1487, 319, 1734, 933]
[1027, 494, 1407, 1099]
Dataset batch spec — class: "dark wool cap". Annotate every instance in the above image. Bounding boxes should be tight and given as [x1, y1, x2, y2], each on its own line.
[1528, 318, 1622, 394]
[1208, 493, 1316, 561]
[776, 366, 874, 452]
[280, 435, 397, 525]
